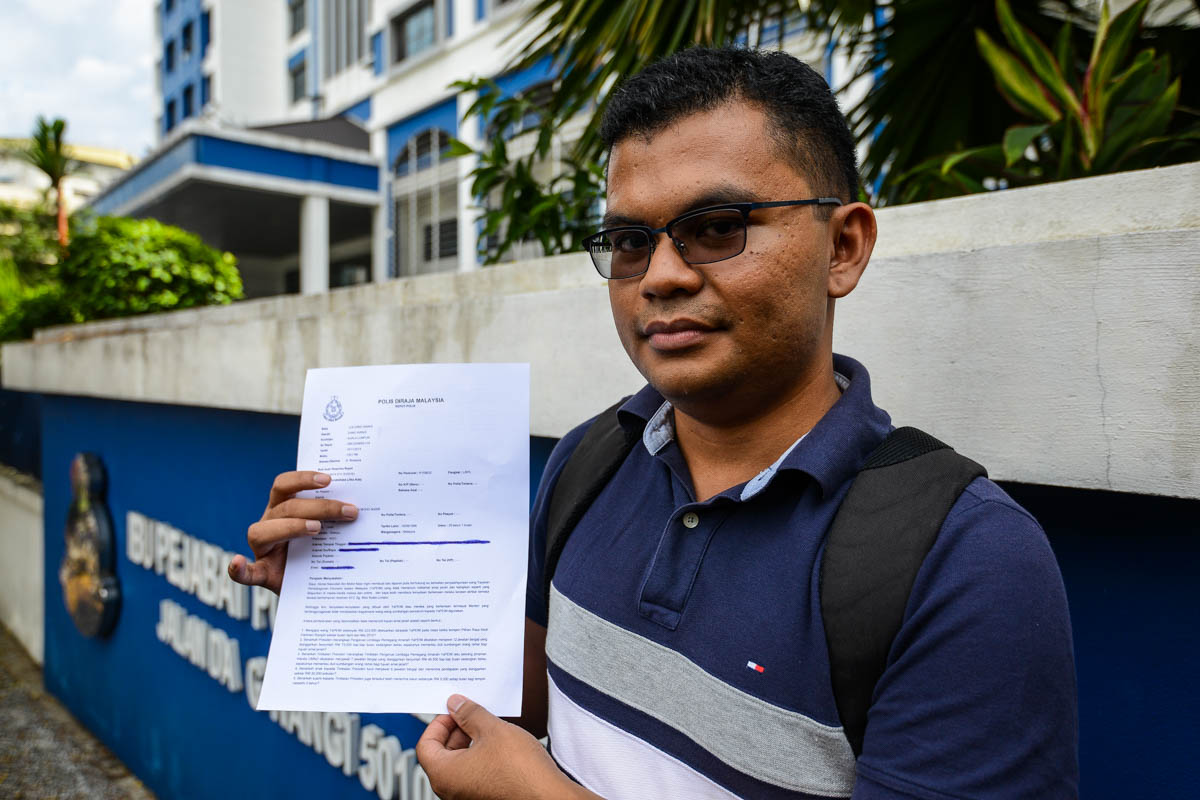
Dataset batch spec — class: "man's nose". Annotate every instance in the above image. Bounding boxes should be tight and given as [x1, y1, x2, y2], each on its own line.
[640, 233, 703, 297]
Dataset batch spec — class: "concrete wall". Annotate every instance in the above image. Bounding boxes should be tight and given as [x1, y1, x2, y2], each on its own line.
[0, 468, 44, 663]
[4, 162, 1198, 498]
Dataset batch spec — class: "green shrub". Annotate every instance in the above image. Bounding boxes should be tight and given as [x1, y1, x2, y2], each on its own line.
[0, 202, 59, 287]
[0, 282, 71, 342]
[57, 216, 242, 320]
[0, 214, 243, 343]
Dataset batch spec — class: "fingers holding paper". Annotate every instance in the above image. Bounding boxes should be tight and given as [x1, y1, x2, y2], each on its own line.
[417, 695, 600, 800]
[227, 470, 358, 595]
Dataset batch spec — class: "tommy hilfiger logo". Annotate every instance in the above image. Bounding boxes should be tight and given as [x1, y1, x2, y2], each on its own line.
[747, 661, 765, 673]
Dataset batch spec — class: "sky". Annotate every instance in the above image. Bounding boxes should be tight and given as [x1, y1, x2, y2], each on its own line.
[0, 0, 157, 157]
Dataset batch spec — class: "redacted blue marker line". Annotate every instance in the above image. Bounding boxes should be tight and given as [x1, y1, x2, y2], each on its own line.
[321, 566, 354, 570]
[346, 540, 491, 546]
[339, 547, 380, 552]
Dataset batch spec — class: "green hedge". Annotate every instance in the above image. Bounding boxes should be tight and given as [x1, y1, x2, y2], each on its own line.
[0, 214, 243, 342]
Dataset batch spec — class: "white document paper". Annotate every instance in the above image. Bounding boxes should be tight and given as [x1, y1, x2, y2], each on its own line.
[256, 363, 530, 715]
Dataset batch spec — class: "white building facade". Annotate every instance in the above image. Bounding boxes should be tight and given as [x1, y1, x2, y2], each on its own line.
[93, 0, 830, 298]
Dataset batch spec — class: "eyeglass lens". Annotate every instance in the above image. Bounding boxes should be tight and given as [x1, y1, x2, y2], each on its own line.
[587, 208, 748, 279]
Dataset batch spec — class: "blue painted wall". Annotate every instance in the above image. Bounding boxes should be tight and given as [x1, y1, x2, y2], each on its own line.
[37, 394, 1199, 797]
[90, 137, 197, 215]
[91, 132, 379, 216]
[41, 394, 555, 800]
[340, 96, 372, 125]
[1000, 483, 1200, 798]
[385, 98, 458, 171]
[0, 389, 40, 476]
[372, 31, 384, 77]
[194, 135, 379, 190]
[160, 0, 209, 133]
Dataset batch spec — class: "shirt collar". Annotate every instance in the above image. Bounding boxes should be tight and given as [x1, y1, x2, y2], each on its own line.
[617, 353, 892, 499]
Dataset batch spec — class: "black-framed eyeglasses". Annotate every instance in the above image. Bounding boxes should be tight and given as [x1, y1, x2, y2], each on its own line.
[582, 198, 843, 280]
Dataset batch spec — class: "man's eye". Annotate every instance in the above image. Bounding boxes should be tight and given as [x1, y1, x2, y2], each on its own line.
[613, 233, 648, 252]
[697, 219, 741, 239]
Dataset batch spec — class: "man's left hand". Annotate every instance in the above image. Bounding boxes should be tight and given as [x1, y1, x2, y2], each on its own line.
[416, 695, 600, 800]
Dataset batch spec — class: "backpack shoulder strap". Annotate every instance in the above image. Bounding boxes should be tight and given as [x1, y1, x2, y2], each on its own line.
[820, 426, 986, 757]
[543, 398, 642, 612]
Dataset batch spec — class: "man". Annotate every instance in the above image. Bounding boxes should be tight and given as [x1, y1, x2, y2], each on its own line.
[230, 48, 1078, 799]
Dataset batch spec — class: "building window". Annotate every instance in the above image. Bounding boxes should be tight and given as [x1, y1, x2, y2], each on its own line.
[394, 183, 458, 276]
[391, 1, 435, 64]
[182, 84, 194, 118]
[164, 0, 174, 14]
[165, 99, 177, 132]
[290, 60, 307, 103]
[477, 0, 515, 21]
[201, 74, 211, 108]
[423, 218, 458, 261]
[289, 0, 307, 36]
[181, 21, 194, 59]
[323, 0, 370, 78]
[393, 128, 451, 176]
[164, 40, 176, 72]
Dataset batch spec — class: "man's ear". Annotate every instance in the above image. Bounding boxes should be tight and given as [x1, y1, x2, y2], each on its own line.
[827, 202, 876, 299]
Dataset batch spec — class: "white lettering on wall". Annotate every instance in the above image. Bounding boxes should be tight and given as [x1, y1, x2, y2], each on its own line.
[126, 510, 249, 621]
[251, 585, 278, 631]
[259, 708, 436, 799]
[133, 510, 439, 797]
[155, 598, 243, 692]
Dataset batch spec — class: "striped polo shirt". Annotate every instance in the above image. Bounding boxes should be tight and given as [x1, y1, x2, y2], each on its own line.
[526, 354, 1078, 799]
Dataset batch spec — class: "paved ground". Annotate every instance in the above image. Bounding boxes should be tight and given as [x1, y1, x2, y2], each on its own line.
[0, 622, 155, 800]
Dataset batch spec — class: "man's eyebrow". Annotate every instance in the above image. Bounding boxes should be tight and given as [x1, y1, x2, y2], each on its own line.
[601, 210, 643, 228]
[602, 183, 758, 229]
[686, 185, 759, 210]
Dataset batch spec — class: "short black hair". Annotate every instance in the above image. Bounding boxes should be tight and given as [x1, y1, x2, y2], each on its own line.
[599, 47, 859, 204]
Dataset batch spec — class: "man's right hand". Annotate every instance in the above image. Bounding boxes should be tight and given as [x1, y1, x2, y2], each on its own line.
[226, 470, 358, 595]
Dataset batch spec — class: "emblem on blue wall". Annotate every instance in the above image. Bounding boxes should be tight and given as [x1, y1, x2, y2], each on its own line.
[323, 396, 344, 421]
[59, 453, 121, 637]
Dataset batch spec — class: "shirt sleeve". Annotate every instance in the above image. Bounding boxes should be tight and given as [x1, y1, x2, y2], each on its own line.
[852, 478, 1079, 799]
[525, 421, 592, 628]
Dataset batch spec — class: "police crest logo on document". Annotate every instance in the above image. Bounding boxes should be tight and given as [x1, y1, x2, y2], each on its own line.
[323, 396, 344, 422]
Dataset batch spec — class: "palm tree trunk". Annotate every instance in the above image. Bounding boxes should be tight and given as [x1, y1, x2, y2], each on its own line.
[55, 178, 69, 248]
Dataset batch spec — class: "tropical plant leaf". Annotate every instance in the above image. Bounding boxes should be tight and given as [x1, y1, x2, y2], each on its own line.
[1107, 48, 1157, 101]
[1003, 123, 1049, 166]
[1094, 76, 1180, 171]
[1054, 117, 1076, 180]
[994, 0, 1081, 118]
[938, 146, 993, 175]
[977, 29, 1063, 123]
[1110, 50, 1169, 109]
[1053, 20, 1076, 87]
[444, 138, 475, 158]
[1086, 0, 1149, 133]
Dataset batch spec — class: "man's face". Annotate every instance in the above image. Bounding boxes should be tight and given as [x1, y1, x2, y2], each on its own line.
[605, 100, 838, 418]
